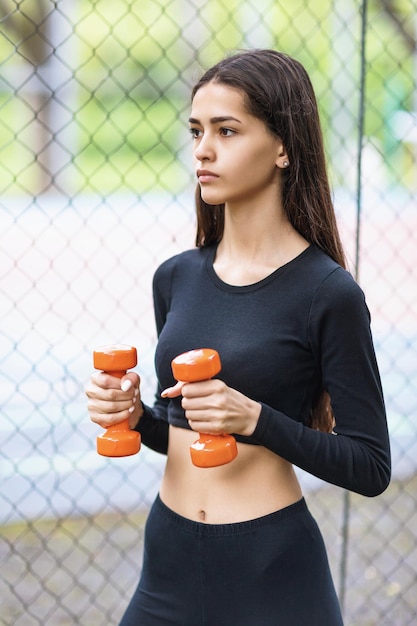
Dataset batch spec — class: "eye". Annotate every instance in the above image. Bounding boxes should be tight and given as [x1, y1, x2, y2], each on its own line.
[189, 127, 202, 139]
[220, 127, 235, 137]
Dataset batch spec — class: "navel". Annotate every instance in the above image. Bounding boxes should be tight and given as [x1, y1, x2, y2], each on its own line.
[199, 509, 206, 522]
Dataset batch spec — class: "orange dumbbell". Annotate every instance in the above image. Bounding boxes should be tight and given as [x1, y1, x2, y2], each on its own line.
[171, 348, 238, 468]
[93, 344, 141, 457]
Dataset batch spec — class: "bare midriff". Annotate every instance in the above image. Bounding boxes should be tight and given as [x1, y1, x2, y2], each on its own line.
[159, 425, 303, 524]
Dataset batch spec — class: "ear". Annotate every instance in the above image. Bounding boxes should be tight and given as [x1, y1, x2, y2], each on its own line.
[275, 139, 289, 170]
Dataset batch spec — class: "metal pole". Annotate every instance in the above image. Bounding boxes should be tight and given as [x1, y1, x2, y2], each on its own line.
[339, 0, 369, 616]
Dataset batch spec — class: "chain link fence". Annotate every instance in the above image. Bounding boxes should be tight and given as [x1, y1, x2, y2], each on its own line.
[0, 0, 416, 624]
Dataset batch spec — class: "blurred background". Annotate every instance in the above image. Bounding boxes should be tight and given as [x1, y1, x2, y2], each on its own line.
[0, 0, 416, 624]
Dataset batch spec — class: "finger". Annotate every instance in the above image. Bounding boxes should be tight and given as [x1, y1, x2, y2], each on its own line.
[88, 391, 142, 424]
[181, 379, 223, 399]
[187, 418, 225, 435]
[161, 381, 185, 398]
[87, 372, 139, 400]
[120, 372, 140, 392]
[88, 395, 133, 416]
[91, 371, 125, 390]
[89, 408, 133, 428]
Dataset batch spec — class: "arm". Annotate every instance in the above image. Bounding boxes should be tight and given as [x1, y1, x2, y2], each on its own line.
[133, 389, 169, 455]
[132, 258, 176, 454]
[252, 404, 390, 496]
[251, 270, 391, 496]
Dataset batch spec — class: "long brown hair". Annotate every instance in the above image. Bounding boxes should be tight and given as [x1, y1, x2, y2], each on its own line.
[192, 49, 346, 432]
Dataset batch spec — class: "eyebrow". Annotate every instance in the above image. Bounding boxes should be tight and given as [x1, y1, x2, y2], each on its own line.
[188, 116, 242, 125]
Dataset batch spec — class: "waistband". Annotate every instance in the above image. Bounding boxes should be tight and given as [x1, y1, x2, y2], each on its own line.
[153, 494, 308, 537]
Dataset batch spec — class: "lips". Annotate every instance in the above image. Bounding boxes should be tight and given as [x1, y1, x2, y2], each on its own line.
[197, 169, 219, 183]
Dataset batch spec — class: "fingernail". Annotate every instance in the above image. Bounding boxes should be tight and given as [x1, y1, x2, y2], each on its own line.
[121, 380, 132, 392]
[128, 405, 135, 413]
[161, 388, 169, 398]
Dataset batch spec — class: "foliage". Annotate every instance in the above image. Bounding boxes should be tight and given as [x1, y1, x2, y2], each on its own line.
[0, 0, 414, 194]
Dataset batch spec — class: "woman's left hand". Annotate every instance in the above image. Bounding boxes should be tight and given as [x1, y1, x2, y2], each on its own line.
[161, 379, 261, 437]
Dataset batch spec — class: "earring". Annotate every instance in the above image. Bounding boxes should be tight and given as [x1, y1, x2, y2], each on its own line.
[283, 160, 289, 168]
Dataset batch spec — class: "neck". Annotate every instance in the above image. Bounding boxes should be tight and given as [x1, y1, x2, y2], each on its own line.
[212, 200, 309, 286]
[220, 199, 297, 261]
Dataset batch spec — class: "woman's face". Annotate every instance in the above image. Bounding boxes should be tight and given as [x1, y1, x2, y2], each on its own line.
[189, 81, 286, 209]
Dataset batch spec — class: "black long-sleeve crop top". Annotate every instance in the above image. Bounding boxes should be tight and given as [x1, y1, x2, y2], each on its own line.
[135, 244, 391, 497]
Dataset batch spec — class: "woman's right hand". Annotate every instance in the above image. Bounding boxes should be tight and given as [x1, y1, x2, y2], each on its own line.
[85, 371, 143, 430]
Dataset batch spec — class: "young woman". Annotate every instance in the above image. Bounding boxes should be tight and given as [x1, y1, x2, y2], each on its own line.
[86, 49, 391, 625]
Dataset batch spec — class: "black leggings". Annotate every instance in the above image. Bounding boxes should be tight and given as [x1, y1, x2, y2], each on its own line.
[119, 495, 344, 626]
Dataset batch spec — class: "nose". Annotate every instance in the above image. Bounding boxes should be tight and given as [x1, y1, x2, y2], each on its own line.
[194, 132, 215, 162]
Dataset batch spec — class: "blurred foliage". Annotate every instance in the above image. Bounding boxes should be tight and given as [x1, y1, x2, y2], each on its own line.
[0, 0, 415, 194]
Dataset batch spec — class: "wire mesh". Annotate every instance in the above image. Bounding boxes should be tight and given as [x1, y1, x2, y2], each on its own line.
[0, 0, 416, 624]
